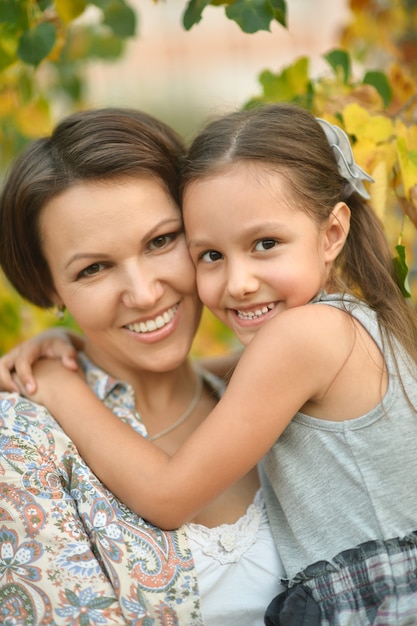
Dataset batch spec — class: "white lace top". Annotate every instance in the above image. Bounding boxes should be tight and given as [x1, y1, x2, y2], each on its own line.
[185, 489, 285, 626]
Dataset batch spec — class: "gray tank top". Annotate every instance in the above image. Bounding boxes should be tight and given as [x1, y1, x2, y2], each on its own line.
[260, 292, 417, 580]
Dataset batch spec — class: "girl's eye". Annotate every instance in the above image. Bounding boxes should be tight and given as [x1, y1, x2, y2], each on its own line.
[149, 232, 177, 250]
[254, 239, 278, 251]
[78, 262, 106, 278]
[201, 250, 223, 263]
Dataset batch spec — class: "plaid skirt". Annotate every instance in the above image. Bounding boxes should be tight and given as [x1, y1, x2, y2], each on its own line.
[265, 531, 417, 626]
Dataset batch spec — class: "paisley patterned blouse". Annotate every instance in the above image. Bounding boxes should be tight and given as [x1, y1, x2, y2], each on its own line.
[0, 354, 203, 625]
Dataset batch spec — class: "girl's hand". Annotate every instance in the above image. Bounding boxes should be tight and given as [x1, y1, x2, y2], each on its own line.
[0, 329, 84, 394]
[12, 357, 86, 407]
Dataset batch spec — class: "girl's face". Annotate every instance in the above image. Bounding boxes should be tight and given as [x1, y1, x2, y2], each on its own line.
[183, 163, 345, 346]
[40, 177, 202, 381]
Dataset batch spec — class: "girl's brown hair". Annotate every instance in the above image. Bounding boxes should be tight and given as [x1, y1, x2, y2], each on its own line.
[0, 108, 185, 308]
[182, 103, 417, 366]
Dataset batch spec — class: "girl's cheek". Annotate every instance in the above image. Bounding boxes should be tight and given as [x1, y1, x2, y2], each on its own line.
[195, 278, 210, 305]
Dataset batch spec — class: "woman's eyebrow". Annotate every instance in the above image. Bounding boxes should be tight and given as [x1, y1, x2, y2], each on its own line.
[65, 252, 110, 270]
[65, 217, 182, 269]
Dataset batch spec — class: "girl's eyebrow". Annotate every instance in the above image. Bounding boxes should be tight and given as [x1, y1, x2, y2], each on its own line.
[187, 221, 288, 250]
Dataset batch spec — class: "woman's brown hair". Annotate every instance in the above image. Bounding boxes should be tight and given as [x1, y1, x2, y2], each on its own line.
[0, 108, 185, 308]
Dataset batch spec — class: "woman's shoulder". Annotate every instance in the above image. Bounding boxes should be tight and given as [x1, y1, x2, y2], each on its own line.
[0, 390, 48, 416]
[0, 390, 66, 438]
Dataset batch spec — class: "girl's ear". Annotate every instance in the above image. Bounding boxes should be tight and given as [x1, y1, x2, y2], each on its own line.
[323, 202, 351, 262]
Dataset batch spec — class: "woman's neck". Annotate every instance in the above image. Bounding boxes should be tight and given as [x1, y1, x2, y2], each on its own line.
[83, 341, 199, 436]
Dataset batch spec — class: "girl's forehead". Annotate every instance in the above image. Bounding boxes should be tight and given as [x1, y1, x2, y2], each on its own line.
[187, 160, 289, 188]
[183, 162, 293, 208]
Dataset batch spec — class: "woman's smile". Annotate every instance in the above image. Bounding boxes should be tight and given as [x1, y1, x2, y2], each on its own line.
[124, 303, 179, 334]
[123, 302, 183, 344]
[40, 177, 202, 378]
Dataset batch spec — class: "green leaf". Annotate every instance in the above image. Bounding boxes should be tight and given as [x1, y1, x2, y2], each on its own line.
[53, 63, 83, 101]
[268, 0, 286, 27]
[0, 45, 14, 69]
[256, 57, 309, 101]
[226, 0, 275, 33]
[393, 244, 411, 298]
[17, 22, 56, 66]
[38, 0, 52, 9]
[0, 28, 17, 69]
[363, 70, 392, 107]
[182, 0, 211, 31]
[324, 48, 351, 83]
[0, 0, 28, 29]
[17, 68, 33, 101]
[0, 298, 21, 335]
[89, 30, 124, 59]
[103, 0, 136, 38]
[89, 0, 112, 8]
[55, 0, 87, 23]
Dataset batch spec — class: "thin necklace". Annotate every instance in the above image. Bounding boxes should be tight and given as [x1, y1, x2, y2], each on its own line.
[148, 372, 204, 442]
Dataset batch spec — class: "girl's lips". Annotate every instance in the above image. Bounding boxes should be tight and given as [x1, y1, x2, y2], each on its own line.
[235, 302, 276, 321]
[124, 304, 179, 334]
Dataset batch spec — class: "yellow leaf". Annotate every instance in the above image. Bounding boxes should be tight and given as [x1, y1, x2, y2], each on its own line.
[396, 137, 417, 200]
[0, 90, 15, 116]
[343, 103, 393, 142]
[14, 98, 53, 139]
[286, 57, 309, 94]
[369, 160, 388, 222]
[388, 63, 417, 106]
[55, 0, 87, 24]
[395, 119, 417, 152]
[353, 137, 396, 175]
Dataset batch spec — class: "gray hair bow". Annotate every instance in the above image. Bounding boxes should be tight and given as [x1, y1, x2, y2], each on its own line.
[317, 118, 374, 200]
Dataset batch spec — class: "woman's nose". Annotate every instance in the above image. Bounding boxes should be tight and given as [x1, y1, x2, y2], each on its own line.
[120, 263, 164, 309]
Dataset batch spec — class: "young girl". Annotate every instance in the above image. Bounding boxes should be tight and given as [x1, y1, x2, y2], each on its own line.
[3, 103, 417, 625]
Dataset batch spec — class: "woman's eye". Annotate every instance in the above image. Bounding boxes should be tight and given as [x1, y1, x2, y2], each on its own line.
[254, 239, 277, 251]
[201, 250, 222, 263]
[78, 263, 105, 278]
[149, 233, 177, 250]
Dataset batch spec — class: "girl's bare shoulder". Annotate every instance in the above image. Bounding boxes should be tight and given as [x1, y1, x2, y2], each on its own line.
[248, 302, 357, 381]
[260, 301, 353, 344]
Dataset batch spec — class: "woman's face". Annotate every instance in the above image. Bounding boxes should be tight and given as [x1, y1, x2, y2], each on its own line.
[39, 177, 202, 381]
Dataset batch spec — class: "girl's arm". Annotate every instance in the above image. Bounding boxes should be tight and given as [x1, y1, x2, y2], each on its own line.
[0, 328, 84, 393]
[197, 349, 243, 383]
[25, 305, 346, 529]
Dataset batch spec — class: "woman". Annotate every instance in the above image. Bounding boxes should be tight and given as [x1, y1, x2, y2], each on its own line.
[0, 108, 284, 625]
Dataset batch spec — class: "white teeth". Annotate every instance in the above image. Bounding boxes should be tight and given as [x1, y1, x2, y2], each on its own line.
[155, 315, 165, 328]
[237, 303, 275, 320]
[126, 305, 178, 334]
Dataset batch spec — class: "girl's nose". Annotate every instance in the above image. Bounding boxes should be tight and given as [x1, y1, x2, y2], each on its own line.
[225, 261, 259, 299]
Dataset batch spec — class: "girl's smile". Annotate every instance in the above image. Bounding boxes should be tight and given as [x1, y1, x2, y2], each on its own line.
[234, 301, 276, 322]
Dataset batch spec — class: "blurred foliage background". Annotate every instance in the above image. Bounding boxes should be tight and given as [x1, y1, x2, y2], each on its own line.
[1, 0, 417, 357]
